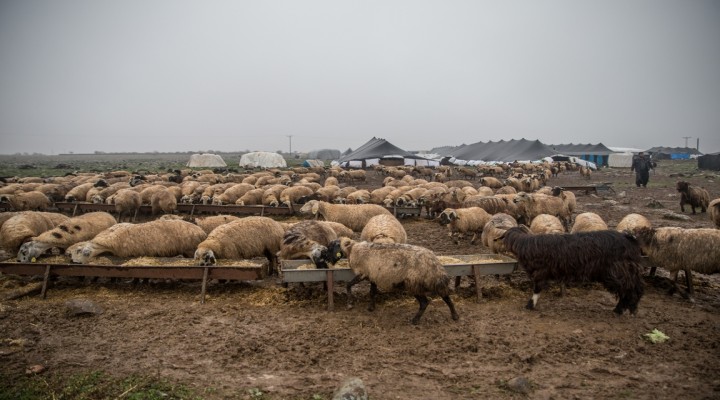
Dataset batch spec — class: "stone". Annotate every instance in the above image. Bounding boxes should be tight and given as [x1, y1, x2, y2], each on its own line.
[332, 377, 368, 400]
[65, 299, 104, 317]
[617, 191, 626, 198]
[645, 199, 664, 209]
[505, 376, 532, 394]
[662, 211, 692, 221]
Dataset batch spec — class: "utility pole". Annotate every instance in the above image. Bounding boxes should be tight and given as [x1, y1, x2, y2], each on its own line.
[682, 136, 692, 148]
[286, 135, 293, 154]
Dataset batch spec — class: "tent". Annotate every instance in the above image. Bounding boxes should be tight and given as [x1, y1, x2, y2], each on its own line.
[550, 143, 615, 167]
[608, 153, 634, 168]
[186, 153, 227, 168]
[239, 152, 287, 168]
[645, 147, 702, 160]
[307, 149, 341, 160]
[698, 152, 720, 171]
[302, 159, 325, 168]
[336, 137, 438, 167]
[446, 139, 557, 163]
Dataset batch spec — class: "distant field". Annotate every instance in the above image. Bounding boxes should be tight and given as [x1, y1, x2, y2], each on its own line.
[0, 152, 306, 178]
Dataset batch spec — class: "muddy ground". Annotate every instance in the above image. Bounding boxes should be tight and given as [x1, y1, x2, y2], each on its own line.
[1, 161, 719, 399]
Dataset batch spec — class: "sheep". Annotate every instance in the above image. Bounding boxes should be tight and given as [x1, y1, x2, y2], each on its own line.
[194, 216, 285, 276]
[462, 195, 507, 214]
[0, 191, 51, 211]
[0, 212, 70, 257]
[345, 189, 372, 205]
[570, 212, 608, 233]
[529, 214, 565, 235]
[615, 213, 652, 233]
[501, 226, 644, 315]
[710, 198, 720, 229]
[298, 200, 392, 232]
[70, 219, 207, 264]
[64, 182, 95, 202]
[579, 166, 592, 179]
[513, 191, 571, 230]
[319, 221, 354, 239]
[323, 238, 459, 325]
[277, 220, 339, 268]
[633, 227, 720, 301]
[479, 176, 503, 189]
[676, 181, 709, 215]
[551, 186, 576, 215]
[496, 185, 517, 195]
[192, 215, 241, 234]
[279, 185, 314, 207]
[111, 188, 142, 222]
[212, 183, 255, 205]
[360, 214, 407, 244]
[236, 188, 265, 205]
[17, 212, 117, 262]
[150, 188, 177, 215]
[437, 207, 491, 245]
[481, 213, 518, 255]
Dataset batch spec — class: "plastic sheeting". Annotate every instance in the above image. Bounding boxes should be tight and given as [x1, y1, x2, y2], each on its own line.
[239, 152, 287, 168]
[186, 153, 227, 168]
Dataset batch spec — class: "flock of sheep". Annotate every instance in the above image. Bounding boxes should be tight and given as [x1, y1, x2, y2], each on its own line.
[1, 162, 719, 324]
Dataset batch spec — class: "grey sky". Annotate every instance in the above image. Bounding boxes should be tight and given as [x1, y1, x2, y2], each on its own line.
[1, 0, 719, 156]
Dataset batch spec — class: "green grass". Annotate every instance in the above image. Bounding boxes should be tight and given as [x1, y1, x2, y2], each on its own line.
[0, 370, 204, 400]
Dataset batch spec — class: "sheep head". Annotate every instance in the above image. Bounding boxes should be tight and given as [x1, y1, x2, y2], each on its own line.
[17, 241, 44, 263]
[299, 200, 320, 216]
[194, 249, 216, 266]
[676, 181, 690, 193]
[438, 209, 458, 226]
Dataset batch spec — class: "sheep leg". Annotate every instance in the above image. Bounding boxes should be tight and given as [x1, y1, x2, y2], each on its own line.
[684, 269, 695, 302]
[411, 295, 430, 325]
[345, 275, 366, 310]
[441, 295, 460, 321]
[526, 281, 544, 310]
[368, 282, 379, 312]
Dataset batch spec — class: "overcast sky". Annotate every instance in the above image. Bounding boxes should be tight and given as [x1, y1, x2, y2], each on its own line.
[1, 0, 719, 156]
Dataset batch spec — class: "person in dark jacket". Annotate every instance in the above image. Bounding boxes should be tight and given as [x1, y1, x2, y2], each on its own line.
[631, 152, 653, 187]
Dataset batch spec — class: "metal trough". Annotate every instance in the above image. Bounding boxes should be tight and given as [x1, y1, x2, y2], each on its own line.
[0, 260, 263, 303]
[53, 202, 296, 217]
[280, 254, 517, 309]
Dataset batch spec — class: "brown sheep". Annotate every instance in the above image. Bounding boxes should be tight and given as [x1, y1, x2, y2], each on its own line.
[150, 188, 177, 215]
[710, 198, 720, 229]
[299, 200, 392, 232]
[1, 191, 51, 211]
[676, 181, 709, 214]
[0, 212, 70, 255]
[360, 214, 407, 244]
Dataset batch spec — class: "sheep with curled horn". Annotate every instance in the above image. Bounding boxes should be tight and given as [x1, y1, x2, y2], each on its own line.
[17, 212, 116, 263]
[322, 237, 459, 325]
[70, 219, 207, 264]
[194, 216, 285, 276]
[500, 225, 644, 315]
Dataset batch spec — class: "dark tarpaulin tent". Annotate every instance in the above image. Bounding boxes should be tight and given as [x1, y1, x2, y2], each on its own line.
[550, 143, 615, 167]
[645, 146, 702, 160]
[446, 138, 557, 163]
[698, 152, 720, 171]
[336, 137, 437, 167]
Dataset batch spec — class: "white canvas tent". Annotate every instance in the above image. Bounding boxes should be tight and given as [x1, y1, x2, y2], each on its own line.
[608, 153, 634, 168]
[186, 153, 227, 168]
[239, 152, 287, 168]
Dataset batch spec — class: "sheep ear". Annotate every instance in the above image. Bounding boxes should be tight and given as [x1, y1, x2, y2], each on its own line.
[311, 202, 319, 215]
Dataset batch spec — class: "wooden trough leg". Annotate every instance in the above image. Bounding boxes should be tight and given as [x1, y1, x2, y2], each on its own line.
[473, 265, 482, 303]
[200, 267, 209, 304]
[41, 264, 51, 299]
[326, 270, 335, 311]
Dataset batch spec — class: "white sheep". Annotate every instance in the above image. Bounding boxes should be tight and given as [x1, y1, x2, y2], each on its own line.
[278, 220, 339, 267]
[323, 237, 460, 325]
[69, 219, 207, 264]
[480, 212, 518, 255]
[299, 200, 392, 232]
[634, 227, 720, 301]
[64, 182, 94, 202]
[551, 186, 576, 215]
[437, 207, 491, 245]
[150, 188, 177, 215]
[529, 214, 565, 235]
[111, 188, 142, 222]
[1, 191, 51, 211]
[615, 213, 652, 233]
[570, 212, 608, 233]
[194, 216, 285, 276]
[17, 212, 117, 262]
[513, 191, 571, 229]
[279, 186, 314, 207]
[360, 214, 407, 244]
[709, 198, 720, 229]
[0, 212, 70, 257]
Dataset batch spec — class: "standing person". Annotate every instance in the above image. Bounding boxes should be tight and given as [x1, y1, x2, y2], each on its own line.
[631, 151, 653, 187]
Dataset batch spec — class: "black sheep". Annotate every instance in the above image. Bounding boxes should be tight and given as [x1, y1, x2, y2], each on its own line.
[501, 226, 644, 315]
